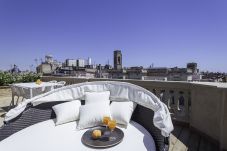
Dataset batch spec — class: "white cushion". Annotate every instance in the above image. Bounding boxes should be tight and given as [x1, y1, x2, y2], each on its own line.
[52, 100, 81, 125]
[77, 103, 111, 130]
[85, 91, 110, 105]
[0, 120, 156, 151]
[110, 101, 137, 126]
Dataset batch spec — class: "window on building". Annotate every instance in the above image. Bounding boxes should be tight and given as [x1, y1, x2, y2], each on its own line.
[117, 56, 121, 64]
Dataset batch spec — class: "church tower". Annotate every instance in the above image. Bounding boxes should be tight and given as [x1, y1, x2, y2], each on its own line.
[114, 50, 122, 70]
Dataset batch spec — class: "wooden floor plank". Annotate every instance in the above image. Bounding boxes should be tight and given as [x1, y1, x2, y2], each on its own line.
[198, 138, 210, 151]
[178, 127, 191, 146]
[170, 123, 219, 151]
[187, 132, 200, 151]
[208, 143, 219, 151]
[198, 138, 219, 151]
[172, 124, 183, 138]
[171, 127, 190, 151]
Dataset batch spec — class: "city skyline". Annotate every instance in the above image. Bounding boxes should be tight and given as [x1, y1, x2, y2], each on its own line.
[0, 0, 227, 72]
[2, 52, 226, 74]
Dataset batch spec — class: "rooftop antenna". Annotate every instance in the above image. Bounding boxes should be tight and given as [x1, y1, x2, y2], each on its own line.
[29, 64, 34, 71]
[34, 58, 38, 66]
[10, 64, 13, 69]
[40, 58, 43, 64]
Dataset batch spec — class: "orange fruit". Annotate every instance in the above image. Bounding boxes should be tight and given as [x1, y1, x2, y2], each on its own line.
[92, 130, 102, 139]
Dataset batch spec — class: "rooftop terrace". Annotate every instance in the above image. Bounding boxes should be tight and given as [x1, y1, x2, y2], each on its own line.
[1, 77, 227, 151]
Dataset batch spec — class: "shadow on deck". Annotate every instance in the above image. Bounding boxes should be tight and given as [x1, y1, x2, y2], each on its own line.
[170, 123, 219, 151]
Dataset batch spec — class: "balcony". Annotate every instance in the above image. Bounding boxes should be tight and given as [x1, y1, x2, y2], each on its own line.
[40, 76, 227, 151]
[1, 76, 227, 151]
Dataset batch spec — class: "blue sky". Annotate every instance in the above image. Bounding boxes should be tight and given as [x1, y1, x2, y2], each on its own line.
[0, 0, 227, 72]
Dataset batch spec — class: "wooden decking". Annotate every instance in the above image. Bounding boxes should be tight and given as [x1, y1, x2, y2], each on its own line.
[170, 123, 219, 151]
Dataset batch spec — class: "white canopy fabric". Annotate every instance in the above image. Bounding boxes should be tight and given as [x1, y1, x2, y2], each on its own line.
[4, 81, 173, 137]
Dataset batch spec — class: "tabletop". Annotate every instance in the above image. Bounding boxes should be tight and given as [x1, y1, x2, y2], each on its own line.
[12, 82, 63, 89]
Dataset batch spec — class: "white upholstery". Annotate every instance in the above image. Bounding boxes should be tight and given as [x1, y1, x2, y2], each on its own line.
[85, 91, 110, 105]
[5, 81, 173, 137]
[110, 101, 137, 126]
[0, 120, 156, 151]
[52, 100, 81, 125]
[77, 103, 112, 130]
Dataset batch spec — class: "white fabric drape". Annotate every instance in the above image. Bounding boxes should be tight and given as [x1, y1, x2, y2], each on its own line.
[4, 81, 173, 137]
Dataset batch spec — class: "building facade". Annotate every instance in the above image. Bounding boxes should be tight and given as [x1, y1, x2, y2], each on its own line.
[87, 57, 92, 66]
[77, 59, 85, 68]
[65, 59, 77, 67]
[37, 55, 61, 75]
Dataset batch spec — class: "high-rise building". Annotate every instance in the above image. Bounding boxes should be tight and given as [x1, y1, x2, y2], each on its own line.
[114, 50, 122, 70]
[87, 57, 92, 65]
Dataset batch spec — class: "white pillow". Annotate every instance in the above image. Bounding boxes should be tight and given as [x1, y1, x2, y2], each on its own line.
[110, 101, 137, 126]
[85, 91, 110, 105]
[52, 100, 81, 125]
[77, 103, 111, 130]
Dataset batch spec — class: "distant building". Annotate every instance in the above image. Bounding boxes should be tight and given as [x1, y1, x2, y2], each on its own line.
[134, 63, 201, 81]
[168, 67, 188, 81]
[104, 64, 112, 70]
[201, 72, 226, 82]
[85, 65, 96, 69]
[56, 67, 96, 78]
[147, 67, 169, 76]
[96, 64, 103, 78]
[146, 67, 169, 81]
[114, 50, 122, 70]
[126, 67, 147, 80]
[223, 76, 227, 82]
[37, 51, 204, 82]
[109, 69, 127, 79]
[77, 59, 85, 67]
[36, 55, 62, 75]
[95, 64, 112, 78]
[187, 62, 198, 73]
[168, 65, 201, 81]
[37, 63, 52, 75]
[87, 57, 92, 66]
[66, 59, 77, 67]
[45, 55, 54, 64]
[110, 51, 201, 81]
[11, 64, 21, 73]
[108, 50, 125, 79]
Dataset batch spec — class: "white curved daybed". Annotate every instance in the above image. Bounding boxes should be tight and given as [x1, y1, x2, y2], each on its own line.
[0, 81, 173, 151]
